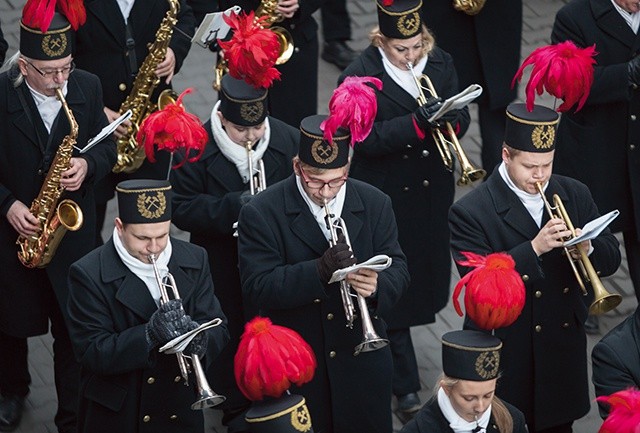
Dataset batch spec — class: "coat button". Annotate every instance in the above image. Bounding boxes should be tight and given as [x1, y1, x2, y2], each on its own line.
[290, 23, 296, 29]
[522, 274, 529, 282]
[118, 83, 127, 91]
[38, 169, 43, 175]
[422, 180, 430, 188]
[534, 290, 542, 298]
[327, 313, 334, 320]
[631, 144, 636, 150]
[313, 298, 321, 304]
[535, 325, 542, 332]
[406, 144, 412, 149]
[147, 377, 155, 384]
[174, 375, 182, 382]
[143, 415, 151, 422]
[170, 415, 178, 420]
[329, 351, 336, 358]
[402, 186, 409, 191]
[294, 47, 300, 53]
[633, 83, 639, 90]
[563, 287, 570, 294]
[421, 150, 429, 157]
[631, 114, 637, 121]
[562, 322, 570, 328]
[402, 154, 409, 159]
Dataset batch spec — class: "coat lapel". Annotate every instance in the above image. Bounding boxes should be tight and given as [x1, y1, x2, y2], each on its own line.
[593, 0, 637, 51]
[8, 82, 46, 152]
[85, 0, 126, 46]
[340, 182, 364, 253]
[487, 172, 541, 241]
[284, 176, 329, 256]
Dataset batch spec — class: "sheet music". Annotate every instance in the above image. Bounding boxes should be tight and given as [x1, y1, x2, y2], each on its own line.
[159, 318, 223, 354]
[192, 6, 242, 48]
[429, 84, 483, 123]
[564, 210, 620, 247]
[77, 110, 132, 154]
[328, 254, 392, 284]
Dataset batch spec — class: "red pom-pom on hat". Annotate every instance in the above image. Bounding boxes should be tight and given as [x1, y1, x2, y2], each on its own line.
[597, 388, 640, 433]
[235, 317, 317, 401]
[22, 0, 86, 31]
[512, 41, 597, 113]
[452, 252, 526, 330]
[136, 88, 207, 169]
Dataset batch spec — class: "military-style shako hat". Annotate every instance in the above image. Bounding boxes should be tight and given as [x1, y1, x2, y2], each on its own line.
[20, 12, 72, 60]
[442, 330, 502, 381]
[376, 0, 423, 40]
[219, 75, 269, 126]
[299, 114, 350, 169]
[504, 103, 560, 153]
[116, 180, 172, 224]
[245, 394, 313, 433]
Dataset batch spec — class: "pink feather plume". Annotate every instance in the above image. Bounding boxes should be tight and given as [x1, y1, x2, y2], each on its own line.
[22, 0, 86, 32]
[512, 41, 597, 112]
[597, 388, 640, 433]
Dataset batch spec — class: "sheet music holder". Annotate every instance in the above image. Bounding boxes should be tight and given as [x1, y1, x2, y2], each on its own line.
[429, 84, 483, 123]
[563, 209, 620, 247]
[75, 110, 132, 154]
[192, 6, 242, 48]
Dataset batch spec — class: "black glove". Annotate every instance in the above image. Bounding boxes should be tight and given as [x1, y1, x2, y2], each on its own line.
[437, 108, 461, 126]
[413, 97, 443, 129]
[184, 321, 208, 358]
[239, 190, 254, 206]
[629, 55, 640, 87]
[317, 234, 357, 283]
[145, 299, 191, 349]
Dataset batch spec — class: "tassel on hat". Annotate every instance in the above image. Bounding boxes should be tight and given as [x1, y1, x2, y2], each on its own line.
[511, 41, 597, 113]
[452, 252, 525, 330]
[136, 88, 207, 169]
[597, 388, 640, 433]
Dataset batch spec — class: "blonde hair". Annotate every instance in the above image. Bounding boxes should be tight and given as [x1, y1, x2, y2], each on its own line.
[369, 24, 435, 58]
[437, 374, 514, 433]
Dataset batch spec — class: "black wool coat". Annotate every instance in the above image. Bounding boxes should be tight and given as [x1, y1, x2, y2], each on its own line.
[592, 306, 640, 418]
[552, 0, 640, 235]
[0, 23, 7, 65]
[400, 397, 528, 433]
[422, 0, 522, 110]
[67, 238, 229, 433]
[341, 45, 470, 328]
[449, 171, 621, 431]
[0, 68, 116, 337]
[170, 117, 298, 408]
[237, 175, 410, 433]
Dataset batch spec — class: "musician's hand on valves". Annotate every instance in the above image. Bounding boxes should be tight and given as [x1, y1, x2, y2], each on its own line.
[346, 268, 378, 298]
[317, 234, 357, 283]
[145, 299, 190, 348]
[155, 47, 176, 84]
[60, 157, 88, 191]
[569, 228, 592, 259]
[278, 0, 299, 18]
[6, 201, 39, 237]
[104, 107, 131, 138]
[531, 217, 573, 257]
[184, 321, 208, 358]
[413, 97, 443, 129]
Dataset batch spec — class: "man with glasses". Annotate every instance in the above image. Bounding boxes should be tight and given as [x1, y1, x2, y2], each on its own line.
[0, 10, 116, 432]
[237, 114, 410, 433]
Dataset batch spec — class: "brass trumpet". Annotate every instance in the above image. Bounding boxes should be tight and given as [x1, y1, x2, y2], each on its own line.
[535, 183, 622, 315]
[323, 200, 389, 355]
[407, 62, 485, 186]
[149, 254, 226, 409]
[233, 140, 267, 237]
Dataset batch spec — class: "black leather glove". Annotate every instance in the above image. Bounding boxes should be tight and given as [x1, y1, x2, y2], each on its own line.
[413, 97, 443, 129]
[629, 55, 640, 87]
[184, 321, 208, 358]
[437, 108, 461, 126]
[145, 299, 191, 349]
[317, 234, 357, 283]
[239, 190, 254, 206]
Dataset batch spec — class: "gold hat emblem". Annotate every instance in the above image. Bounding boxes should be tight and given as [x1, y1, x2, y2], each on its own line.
[240, 102, 264, 124]
[290, 403, 312, 432]
[137, 191, 167, 219]
[397, 12, 421, 37]
[311, 139, 338, 165]
[531, 125, 555, 150]
[42, 33, 67, 58]
[475, 350, 500, 380]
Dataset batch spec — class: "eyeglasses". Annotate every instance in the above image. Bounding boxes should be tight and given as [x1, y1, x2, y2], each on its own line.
[24, 59, 75, 78]
[298, 164, 347, 189]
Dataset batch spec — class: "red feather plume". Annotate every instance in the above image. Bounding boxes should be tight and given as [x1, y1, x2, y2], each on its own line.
[22, 0, 86, 32]
[218, 11, 281, 89]
[136, 88, 207, 169]
[597, 388, 640, 433]
[321, 76, 382, 146]
[512, 41, 597, 112]
[234, 316, 317, 401]
[452, 251, 525, 330]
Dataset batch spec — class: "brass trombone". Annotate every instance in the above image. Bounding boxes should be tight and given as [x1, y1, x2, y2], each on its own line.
[149, 254, 226, 409]
[407, 62, 486, 186]
[323, 199, 389, 355]
[535, 183, 622, 315]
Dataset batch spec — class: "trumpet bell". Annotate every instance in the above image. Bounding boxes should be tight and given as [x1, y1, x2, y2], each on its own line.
[190, 354, 226, 410]
[191, 390, 227, 410]
[273, 27, 294, 65]
[456, 168, 487, 187]
[589, 292, 622, 316]
[354, 336, 389, 356]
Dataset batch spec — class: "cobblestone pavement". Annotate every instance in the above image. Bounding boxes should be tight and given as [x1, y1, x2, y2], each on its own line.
[2, 0, 638, 431]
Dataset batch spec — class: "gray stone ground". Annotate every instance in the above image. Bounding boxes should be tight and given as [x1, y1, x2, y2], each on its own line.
[2, 0, 638, 431]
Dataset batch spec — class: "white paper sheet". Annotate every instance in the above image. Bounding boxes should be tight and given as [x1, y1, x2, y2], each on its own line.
[328, 254, 392, 284]
[564, 210, 620, 247]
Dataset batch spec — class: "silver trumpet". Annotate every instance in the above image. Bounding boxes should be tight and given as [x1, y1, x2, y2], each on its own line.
[322, 200, 389, 355]
[149, 254, 226, 409]
[233, 140, 267, 237]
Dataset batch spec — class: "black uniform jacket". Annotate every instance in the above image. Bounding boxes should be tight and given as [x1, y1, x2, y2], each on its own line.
[0, 68, 116, 337]
[67, 238, 229, 433]
[449, 171, 621, 430]
[400, 397, 528, 433]
[237, 175, 409, 433]
[592, 306, 640, 418]
[341, 45, 470, 328]
[552, 0, 640, 235]
[171, 117, 298, 407]
[0, 23, 7, 64]
[422, 0, 522, 110]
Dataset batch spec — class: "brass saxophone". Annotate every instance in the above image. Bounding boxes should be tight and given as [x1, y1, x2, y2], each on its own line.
[17, 88, 84, 268]
[453, 0, 486, 15]
[112, 0, 179, 174]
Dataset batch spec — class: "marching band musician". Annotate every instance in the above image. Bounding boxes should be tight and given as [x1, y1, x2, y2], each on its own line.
[73, 0, 196, 243]
[236, 113, 410, 433]
[171, 74, 298, 431]
[0, 9, 116, 432]
[67, 180, 229, 433]
[340, 0, 470, 418]
[448, 103, 621, 433]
